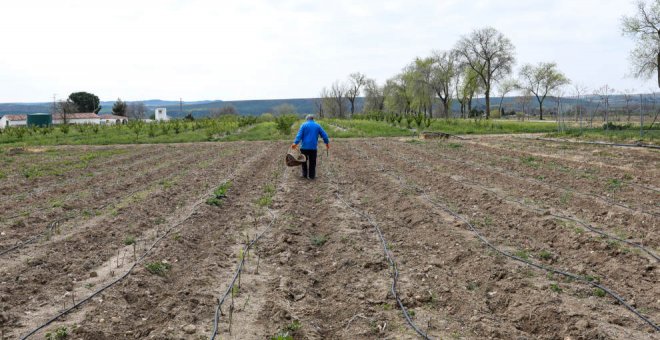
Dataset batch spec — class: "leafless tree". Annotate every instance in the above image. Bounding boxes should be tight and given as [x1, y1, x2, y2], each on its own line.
[596, 85, 616, 125]
[517, 62, 570, 120]
[572, 83, 588, 125]
[56, 99, 78, 124]
[329, 81, 349, 118]
[622, 0, 660, 88]
[346, 72, 367, 116]
[623, 89, 636, 121]
[363, 78, 385, 112]
[497, 78, 518, 116]
[454, 27, 516, 119]
[210, 104, 239, 117]
[127, 102, 147, 119]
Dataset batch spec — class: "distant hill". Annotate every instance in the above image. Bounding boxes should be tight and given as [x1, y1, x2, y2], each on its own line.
[0, 94, 650, 118]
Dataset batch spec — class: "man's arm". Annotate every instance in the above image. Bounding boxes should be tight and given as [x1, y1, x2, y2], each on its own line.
[293, 124, 305, 146]
[319, 125, 329, 145]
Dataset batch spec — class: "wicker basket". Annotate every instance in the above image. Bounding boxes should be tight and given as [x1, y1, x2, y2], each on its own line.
[285, 147, 307, 167]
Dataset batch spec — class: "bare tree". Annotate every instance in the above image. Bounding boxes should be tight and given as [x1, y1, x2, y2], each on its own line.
[572, 83, 589, 127]
[596, 85, 616, 126]
[623, 88, 636, 121]
[454, 27, 516, 119]
[56, 99, 78, 124]
[429, 50, 458, 118]
[329, 81, 349, 118]
[517, 62, 570, 120]
[346, 72, 367, 116]
[497, 78, 518, 116]
[210, 104, 239, 117]
[622, 0, 660, 88]
[127, 102, 147, 119]
[314, 89, 325, 119]
[363, 78, 385, 112]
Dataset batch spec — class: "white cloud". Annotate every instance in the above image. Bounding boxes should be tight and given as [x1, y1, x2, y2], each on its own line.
[0, 0, 653, 102]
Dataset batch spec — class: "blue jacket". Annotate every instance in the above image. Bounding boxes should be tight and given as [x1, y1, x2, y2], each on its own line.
[294, 120, 329, 150]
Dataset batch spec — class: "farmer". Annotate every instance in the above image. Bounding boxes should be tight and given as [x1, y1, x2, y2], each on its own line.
[291, 114, 330, 179]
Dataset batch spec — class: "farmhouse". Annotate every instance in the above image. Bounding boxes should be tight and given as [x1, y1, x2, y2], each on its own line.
[52, 113, 101, 125]
[154, 108, 169, 121]
[0, 114, 28, 129]
[99, 114, 129, 125]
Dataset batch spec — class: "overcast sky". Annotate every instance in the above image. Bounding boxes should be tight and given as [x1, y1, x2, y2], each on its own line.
[0, 0, 653, 102]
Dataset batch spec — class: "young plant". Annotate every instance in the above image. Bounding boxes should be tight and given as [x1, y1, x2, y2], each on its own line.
[123, 235, 136, 246]
[538, 250, 553, 261]
[549, 283, 562, 293]
[311, 235, 328, 247]
[145, 261, 171, 276]
[593, 288, 606, 297]
[45, 326, 68, 340]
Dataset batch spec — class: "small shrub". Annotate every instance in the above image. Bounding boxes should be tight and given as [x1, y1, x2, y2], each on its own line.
[514, 249, 529, 260]
[607, 178, 623, 192]
[206, 197, 222, 206]
[145, 261, 171, 276]
[593, 288, 606, 297]
[286, 320, 302, 332]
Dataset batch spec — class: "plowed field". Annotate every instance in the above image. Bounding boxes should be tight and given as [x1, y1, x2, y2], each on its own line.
[1, 137, 658, 339]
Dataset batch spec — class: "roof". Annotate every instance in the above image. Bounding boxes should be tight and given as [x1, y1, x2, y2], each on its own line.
[99, 114, 128, 120]
[53, 113, 100, 120]
[2, 114, 27, 121]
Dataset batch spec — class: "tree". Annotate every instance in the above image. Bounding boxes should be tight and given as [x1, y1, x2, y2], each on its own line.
[329, 81, 349, 118]
[406, 59, 434, 117]
[455, 67, 481, 118]
[429, 51, 459, 118]
[623, 89, 636, 121]
[454, 27, 516, 119]
[497, 78, 518, 115]
[127, 102, 147, 119]
[273, 103, 297, 116]
[596, 85, 616, 126]
[112, 98, 127, 116]
[517, 62, 570, 120]
[572, 83, 589, 125]
[363, 79, 385, 112]
[68, 92, 101, 113]
[346, 72, 367, 115]
[56, 99, 78, 124]
[210, 104, 239, 117]
[384, 75, 412, 115]
[622, 0, 660, 88]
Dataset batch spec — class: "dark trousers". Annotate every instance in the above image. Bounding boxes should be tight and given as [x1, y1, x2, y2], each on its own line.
[300, 149, 318, 179]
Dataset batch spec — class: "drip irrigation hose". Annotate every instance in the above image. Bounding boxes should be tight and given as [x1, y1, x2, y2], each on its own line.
[19, 173, 238, 339]
[0, 218, 64, 257]
[533, 137, 660, 150]
[366, 141, 660, 262]
[209, 208, 278, 340]
[326, 157, 433, 340]
[395, 175, 659, 332]
[353, 142, 658, 332]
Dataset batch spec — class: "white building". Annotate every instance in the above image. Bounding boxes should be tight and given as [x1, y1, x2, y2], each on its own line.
[52, 113, 101, 125]
[154, 108, 169, 121]
[99, 114, 129, 125]
[0, 114, 28, 129]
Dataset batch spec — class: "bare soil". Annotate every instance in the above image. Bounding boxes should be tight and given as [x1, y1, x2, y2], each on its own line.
[1, 137, 657, 340]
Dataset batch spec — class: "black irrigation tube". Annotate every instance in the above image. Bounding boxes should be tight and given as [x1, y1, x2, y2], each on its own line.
[209, 208, 278, 340]
[0, 219, 63, 257]
[390, 173, 659, 332]
[326, 159, 433, 340]
[370, 142, 660, 263]
[18, 161, 247, 339]
[533, 137, 660, 150]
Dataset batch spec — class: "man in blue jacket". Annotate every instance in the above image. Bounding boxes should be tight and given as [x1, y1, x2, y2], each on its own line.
[291, 114, 330, 179]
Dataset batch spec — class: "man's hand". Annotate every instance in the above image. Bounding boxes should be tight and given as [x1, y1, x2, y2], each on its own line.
[325, 144, 330, 150]
[291, 143, 298, 149]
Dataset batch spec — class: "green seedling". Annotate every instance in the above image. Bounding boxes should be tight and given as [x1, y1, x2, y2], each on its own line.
[466, 281, 479, 291]
[607, 178, 623, 192]
[145, 261, 171, 276]
[123, 235, 136, 246]
[549, 283, 562, 293]
[270, 332, 293, 340]
[85, 283, 96, 289]
[286, 320, 302, 332]
[45, 326, 68, 340]
[206, 197, 222, 206]
[538, 250, 553, 261]
[520, 156, 540, 168]
[173, 233, 181, 241]
[311, 235, 328, 247]
[593, 288, 606, 297]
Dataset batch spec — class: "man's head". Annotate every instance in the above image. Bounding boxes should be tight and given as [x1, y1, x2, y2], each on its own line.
[306, 114, 315, 121]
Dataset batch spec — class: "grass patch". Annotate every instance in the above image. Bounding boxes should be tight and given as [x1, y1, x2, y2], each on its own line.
[514, 249, 530, 260]
[257, 183, 276, 207]
[538, 250, 553, 260]
[549, 283, 563, 293]
[145, 261, 171, 276]
[593, 288, 606, 297]
[607, 178, 624, 192]
[520, 156, 540, 168]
